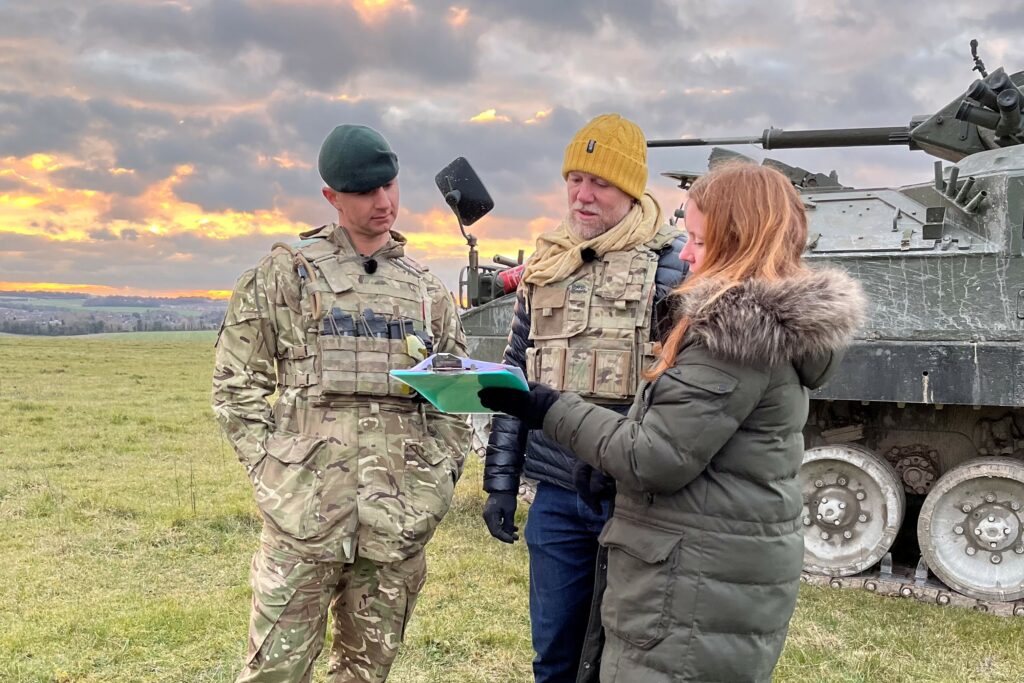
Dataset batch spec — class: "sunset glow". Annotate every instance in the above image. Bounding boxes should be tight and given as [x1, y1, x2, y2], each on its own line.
[0, 281, 233, 299]
[525, 109, 553, 124]
[448, 6, 470, 27]
[469, 108, 511, 123]
[0, 155, 306, 245]
[350, 0, 414, 24]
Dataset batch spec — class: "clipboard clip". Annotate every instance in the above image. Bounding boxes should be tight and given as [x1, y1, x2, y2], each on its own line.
[430, 353, 464, 371]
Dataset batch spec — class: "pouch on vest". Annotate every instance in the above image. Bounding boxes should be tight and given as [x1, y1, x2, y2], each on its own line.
[323, 258, 426, 400]
[529, 276, 592, 340]
[527, 254, 657, 400]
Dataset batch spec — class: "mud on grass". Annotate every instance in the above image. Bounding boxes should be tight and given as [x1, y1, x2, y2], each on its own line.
[0, 334, 1021, 682]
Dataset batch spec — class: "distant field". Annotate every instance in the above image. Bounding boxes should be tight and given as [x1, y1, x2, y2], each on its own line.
[1, 333, 1022, 682]
[0, 296, 161, 314]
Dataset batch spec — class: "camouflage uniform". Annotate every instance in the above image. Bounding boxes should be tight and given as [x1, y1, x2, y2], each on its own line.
[213, 223, 471, 683]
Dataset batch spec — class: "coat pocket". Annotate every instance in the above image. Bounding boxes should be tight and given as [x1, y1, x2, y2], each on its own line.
[253, 431, 328, 540]
[401, 438, 457, 544]
[599, 516, 682, 650]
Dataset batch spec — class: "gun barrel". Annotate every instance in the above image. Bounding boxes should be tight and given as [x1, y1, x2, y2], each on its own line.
[648, 126, 912, 150]
[493, 254, 521, 268]
[647, 136, 764, 148]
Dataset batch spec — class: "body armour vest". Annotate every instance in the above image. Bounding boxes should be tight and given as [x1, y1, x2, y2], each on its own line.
[275, 227, 432, 404]
[526, 230, 674, 403]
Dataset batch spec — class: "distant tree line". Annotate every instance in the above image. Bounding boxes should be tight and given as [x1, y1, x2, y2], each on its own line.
[0, 319, 108, 335]
[82, 296, 164, 307]
[0, 310, 225, 336]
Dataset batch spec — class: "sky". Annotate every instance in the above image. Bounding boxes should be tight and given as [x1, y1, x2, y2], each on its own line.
[1, 0, 1022, 299]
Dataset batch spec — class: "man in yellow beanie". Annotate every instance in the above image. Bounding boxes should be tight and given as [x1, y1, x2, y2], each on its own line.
[481, 114, 687, 682]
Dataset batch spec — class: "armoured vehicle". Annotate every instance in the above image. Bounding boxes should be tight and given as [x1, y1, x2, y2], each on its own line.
[448, 42, 1024, 615]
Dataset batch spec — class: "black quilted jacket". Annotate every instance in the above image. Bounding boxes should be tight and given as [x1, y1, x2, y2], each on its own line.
[483, 236, 688, 494]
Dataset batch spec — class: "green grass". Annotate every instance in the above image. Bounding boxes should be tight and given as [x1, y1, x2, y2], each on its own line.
[1, 334, 1021, 682]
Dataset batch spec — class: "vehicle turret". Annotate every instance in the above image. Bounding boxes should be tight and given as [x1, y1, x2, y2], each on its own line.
[648, 43, 1024, 163]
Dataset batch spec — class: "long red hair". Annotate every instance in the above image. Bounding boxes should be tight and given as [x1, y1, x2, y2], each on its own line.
[646, 162, 809, 379]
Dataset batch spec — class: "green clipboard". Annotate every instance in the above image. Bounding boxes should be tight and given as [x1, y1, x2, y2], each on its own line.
[389, 354, 529, 414]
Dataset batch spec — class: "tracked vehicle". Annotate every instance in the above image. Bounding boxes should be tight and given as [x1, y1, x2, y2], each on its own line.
[451, 42, 1024, 614]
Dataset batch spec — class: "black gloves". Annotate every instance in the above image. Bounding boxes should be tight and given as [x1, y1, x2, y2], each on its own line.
[478, 381, 560, 430]
[482, 491, 519, 543]
[573, 461, 616, 514]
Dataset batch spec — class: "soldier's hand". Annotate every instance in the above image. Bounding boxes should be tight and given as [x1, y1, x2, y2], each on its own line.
[478, 381, 560, 430]
[482, 492, 519, 543]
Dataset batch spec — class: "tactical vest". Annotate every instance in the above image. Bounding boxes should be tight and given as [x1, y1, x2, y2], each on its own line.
[276, 229, 432, 404]
[526, 227, 676, 403]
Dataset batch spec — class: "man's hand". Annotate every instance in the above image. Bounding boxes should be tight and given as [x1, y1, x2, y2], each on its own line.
[482, 492, 519, 543]
[478, 381, 560, 430]
[573, 461, 615, 515]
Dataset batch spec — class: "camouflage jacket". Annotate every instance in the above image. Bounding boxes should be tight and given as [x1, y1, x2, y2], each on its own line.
[213, 224, 472, 562]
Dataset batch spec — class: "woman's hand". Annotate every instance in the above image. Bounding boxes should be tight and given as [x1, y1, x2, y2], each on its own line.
[478, 381, 560, 430]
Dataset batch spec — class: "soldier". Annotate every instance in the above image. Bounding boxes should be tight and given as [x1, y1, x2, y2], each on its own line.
[481, 113, 687, 682]
[212, 124, 472, 683]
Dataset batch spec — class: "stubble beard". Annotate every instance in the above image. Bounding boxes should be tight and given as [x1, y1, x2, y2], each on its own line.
[568, 204, 616, 241]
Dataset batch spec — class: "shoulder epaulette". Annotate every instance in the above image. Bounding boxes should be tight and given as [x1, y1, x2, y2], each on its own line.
[297, 224, 333, 241]
[397, 255, 429, 274]
[645, 223, 684, 252]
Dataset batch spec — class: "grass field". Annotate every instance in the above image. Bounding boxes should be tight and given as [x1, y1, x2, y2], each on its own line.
[1, 333, 1022, 682]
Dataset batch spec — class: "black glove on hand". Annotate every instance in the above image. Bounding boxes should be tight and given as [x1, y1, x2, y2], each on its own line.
[572, 461, 616, 514]
[478, 381, 560, 430]
[482, 492, 519, 543]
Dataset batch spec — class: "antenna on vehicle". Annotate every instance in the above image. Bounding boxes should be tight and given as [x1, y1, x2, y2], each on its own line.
[970, 39, 988, 78]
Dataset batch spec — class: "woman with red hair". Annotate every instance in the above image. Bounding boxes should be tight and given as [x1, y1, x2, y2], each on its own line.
[481, 162, 866, 682]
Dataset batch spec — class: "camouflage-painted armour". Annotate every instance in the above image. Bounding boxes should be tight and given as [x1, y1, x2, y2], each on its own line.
[237, 543, 426, 683]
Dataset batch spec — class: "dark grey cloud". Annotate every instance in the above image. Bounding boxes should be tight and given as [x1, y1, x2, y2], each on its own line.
[0, 1, 83, 42]
[460, 0, 685, 39]
[87, 229, 118, 241]
[76, 0, 479, 101]
[0, 230, 279, 291]
[51, 167, 148, 197]
[0, 92, 92, 157]
[0, 175, 29, 193]
[175, 165, 311, 213]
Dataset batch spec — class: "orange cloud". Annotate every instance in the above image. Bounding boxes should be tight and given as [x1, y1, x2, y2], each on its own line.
[350, 0, 414, 24]
[525, 109, 553, 124]
[256, 152, 312, 170]
[469, 108, 511, 123]
[398, 206, 546, 264]
[448, 6, 469, 27]
[0, 154, 306, 243]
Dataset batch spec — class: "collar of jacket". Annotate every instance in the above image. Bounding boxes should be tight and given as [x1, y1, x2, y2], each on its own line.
[669, 267, 866, 366]
[328, 223, 407, 260]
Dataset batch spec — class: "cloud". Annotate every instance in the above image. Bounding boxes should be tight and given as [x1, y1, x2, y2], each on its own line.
[0, 0, 1021, 297]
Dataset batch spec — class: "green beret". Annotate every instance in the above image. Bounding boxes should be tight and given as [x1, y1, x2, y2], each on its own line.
[317, 124, 399, 193]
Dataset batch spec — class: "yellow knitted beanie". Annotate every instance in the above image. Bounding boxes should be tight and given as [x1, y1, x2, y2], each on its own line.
[561, 113, 647, 200]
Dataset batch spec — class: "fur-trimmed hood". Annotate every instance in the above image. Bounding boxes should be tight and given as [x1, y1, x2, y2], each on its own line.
[671, 267, 866, 383]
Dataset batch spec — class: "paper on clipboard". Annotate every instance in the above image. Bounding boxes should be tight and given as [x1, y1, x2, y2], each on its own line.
[389, 354, 528, 414]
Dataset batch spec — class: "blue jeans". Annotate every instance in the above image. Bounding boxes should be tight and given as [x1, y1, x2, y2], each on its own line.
[525, 482, 611, 683]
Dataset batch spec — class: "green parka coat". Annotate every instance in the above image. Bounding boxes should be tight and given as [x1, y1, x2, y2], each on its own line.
[543, 268, 865, 683]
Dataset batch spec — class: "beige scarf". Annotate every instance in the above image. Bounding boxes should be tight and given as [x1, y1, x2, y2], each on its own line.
[522, 192, 663, 287]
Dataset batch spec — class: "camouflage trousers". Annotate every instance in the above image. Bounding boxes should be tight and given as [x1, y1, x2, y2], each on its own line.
[236, 541, 428, 683]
